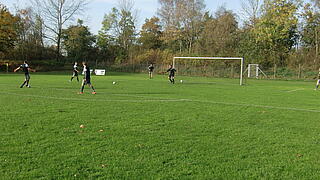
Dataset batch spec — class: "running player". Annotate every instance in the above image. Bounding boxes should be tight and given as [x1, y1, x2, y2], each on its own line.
[79, 62, 96, 94]
[315, 68, 320, 90]
[148, 63, 154, 79]
[14, 61, 36, 88]
[70, 62, 79, 82]
[167, 65, 176, 84]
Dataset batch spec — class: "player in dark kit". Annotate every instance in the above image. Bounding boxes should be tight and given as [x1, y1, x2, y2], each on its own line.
[70, 62, 79, 82]
[14, 61, 36, 88]
[148, 63, 154, 79]
[79, 62, 96, 94]
[167, 65, 176, 84]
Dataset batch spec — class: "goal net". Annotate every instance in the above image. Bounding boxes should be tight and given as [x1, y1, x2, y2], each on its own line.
[173, 57, 245, 85]
[248, 64, 259, 79]
[246, 64, 267, 79]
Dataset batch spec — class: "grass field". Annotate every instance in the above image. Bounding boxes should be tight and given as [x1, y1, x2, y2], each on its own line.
[1, 72, 320, 179]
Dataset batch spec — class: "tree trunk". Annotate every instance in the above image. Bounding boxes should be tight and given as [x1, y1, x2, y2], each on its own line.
[273, 63, 277, 79]
[316, 29, 319, 69]
[56, 35, 61, 62]
[298, 64, 301, 79]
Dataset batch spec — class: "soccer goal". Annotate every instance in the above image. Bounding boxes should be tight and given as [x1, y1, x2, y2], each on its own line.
[245, 64, 267, 79]
[173, 57, 245, 85]
[0, 62, 9, 73]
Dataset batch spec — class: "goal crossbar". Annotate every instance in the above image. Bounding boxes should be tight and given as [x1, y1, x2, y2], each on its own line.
[173, 57, 245, 85]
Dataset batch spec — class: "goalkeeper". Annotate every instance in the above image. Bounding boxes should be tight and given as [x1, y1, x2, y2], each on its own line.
[167, 65, 176, 84]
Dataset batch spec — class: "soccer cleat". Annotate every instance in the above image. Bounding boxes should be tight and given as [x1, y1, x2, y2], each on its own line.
[27, 85, 31, 88]
[78, 92, 84, 94]
[92, 92, 96, 94]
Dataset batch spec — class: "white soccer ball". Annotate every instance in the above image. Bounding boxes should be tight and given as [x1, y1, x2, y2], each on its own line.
[112, 81, 116, 85]
[180, 80, 183, 83]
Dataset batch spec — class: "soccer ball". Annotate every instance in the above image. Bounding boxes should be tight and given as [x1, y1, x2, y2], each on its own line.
[80, 125, 85, 128]
[112, 81, 116, 85]
[180, 80, 183, 83]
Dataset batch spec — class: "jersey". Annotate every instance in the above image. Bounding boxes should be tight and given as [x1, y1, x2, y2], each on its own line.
[20, 64, 29, 74]
[148, 65, 154, 72]
[73, 64, 79, 77]
[83, 65, 91, 80]
[73, 64, 78, 72]
[167, 68, 176, 77]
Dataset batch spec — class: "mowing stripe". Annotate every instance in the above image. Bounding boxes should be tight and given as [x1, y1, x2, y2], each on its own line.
[52, 88, 171, 100]
[1, 92, 320, 113]
[190, 99, 320, 113]
[286, 88, 305, 93]
[1, 92, 187, 103]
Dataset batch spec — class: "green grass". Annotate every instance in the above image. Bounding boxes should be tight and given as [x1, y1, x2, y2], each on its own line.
[1, 72, 320, 179]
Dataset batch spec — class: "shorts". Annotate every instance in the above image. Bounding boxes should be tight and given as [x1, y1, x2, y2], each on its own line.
[83, 79, 91, 85]
[25, 73, 30, 81]
[169, 74, 174, 78]
[73, 71, 78, 76]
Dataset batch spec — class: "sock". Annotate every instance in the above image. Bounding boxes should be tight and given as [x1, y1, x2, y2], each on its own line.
[77, 77, 79, 82]
[91, 85, 95, 92]
[172, 79, 175, 84]
[81, 85, 85, 92]
[20, 81, 27, 88]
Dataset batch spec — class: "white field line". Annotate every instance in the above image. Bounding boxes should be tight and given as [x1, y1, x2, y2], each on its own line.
[53, 88, 169, 99]
[1, 92, 187, 103]
[286, 88, 305, 93]
[1, 92, 320, 113]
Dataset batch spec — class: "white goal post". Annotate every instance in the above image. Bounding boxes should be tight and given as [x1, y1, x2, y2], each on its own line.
[173, 57, 245, 85]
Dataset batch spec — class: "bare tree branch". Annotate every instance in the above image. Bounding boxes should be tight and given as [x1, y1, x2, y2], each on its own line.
[240, 0, 261, 25]
[29, 0, 88, 61]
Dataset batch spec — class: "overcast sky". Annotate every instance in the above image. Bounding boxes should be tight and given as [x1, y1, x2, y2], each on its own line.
[2, 0, 242, 34]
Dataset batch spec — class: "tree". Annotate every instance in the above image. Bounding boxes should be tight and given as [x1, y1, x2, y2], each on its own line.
[252, 0, 299, 68]
[118, 9, 136, 53]
[30, 0, 88, 62]
[0, 4, 18, 57]
[301, 2, 320, 66]
[158, 0, 206, 54]
[178, 0, 206, 53]
[15, 8, 39, 60]
[311, 0, 320, 8]
[99, 0, 137, 64]
[240, 0, 262, 26]
[197, 7, 238, 56]
[139, 17, 163, 50]
[62, 20, 95, 62]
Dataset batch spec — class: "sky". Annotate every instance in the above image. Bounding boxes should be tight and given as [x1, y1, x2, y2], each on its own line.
[1, 0, 243, 34]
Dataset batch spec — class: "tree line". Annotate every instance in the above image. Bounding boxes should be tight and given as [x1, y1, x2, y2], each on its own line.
[1, 0, 320, 74]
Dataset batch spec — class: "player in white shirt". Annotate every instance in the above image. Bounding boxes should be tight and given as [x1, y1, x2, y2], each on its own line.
[70, 62, 79, 82]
